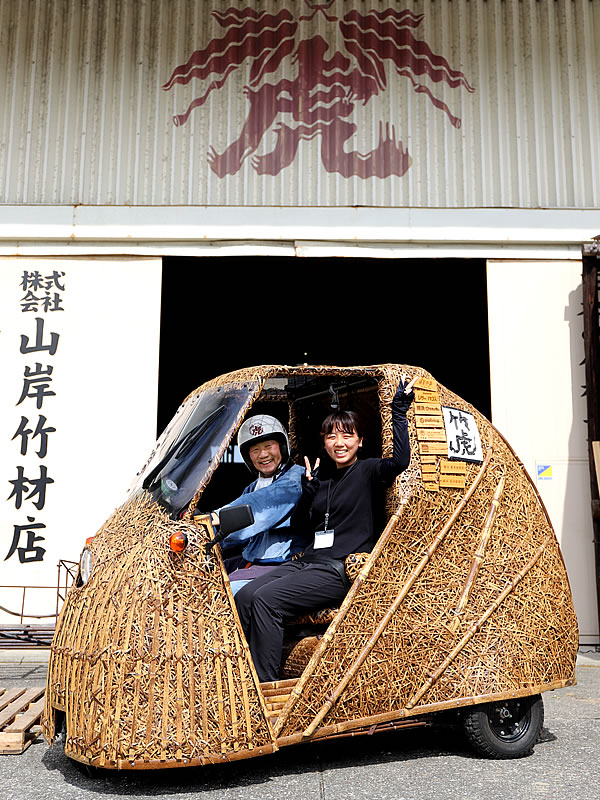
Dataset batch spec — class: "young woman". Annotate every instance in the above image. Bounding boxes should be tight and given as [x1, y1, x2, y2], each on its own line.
[234, 378, 415, 682]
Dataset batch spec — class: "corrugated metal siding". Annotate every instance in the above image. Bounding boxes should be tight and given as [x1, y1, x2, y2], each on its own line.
[0, 0, 598, 208]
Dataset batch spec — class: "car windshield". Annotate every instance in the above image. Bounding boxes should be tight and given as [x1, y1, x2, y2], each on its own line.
[131, 381, 259, 517]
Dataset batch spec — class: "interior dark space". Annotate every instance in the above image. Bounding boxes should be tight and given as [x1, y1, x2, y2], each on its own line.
[157, 256, 491, 437]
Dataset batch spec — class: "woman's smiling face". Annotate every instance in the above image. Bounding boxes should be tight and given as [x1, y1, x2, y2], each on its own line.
[324, 425, 363, 468]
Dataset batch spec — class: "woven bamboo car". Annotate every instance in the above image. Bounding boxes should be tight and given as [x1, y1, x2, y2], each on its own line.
[43, 364, 578, 769]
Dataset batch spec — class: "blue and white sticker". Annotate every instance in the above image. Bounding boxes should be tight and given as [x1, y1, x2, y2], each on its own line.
[537, 464, 553, 481]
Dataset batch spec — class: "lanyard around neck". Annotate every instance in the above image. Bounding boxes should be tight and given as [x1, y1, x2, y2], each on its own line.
[324, 461, 357, 530]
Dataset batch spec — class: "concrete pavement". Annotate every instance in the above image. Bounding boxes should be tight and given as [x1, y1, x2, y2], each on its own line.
[1, 649, 599, 800]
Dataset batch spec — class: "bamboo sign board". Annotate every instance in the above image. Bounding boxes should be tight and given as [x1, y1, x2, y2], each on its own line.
[43, 364, 578, 771]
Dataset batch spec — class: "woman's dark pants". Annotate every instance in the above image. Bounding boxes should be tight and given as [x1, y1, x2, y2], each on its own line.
[234, 560, 347, 682]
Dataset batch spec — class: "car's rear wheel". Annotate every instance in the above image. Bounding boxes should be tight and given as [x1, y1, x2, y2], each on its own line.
[463, 694, 544, 758]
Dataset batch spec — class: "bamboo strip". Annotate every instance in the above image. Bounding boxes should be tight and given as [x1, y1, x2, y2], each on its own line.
[128, 595, 146, 760]
[222, 627, 239, 751]
[143, 605, 161, 758]
[110, 578, 139, 763]
[198, 612, 208, 749]
[186, 605, 196, 754]
[105, 743, 277, 770]
[175, 602, 184, 761]
[405, 539, 549, 710]
[82, 565, 127, 764]
[233, 626, 254, 749]
[50, 566, 88, 719]
[302, 445, 493, 739]
[263, 692, 293, 704]
[213, 630, 227, 754]
[260, 678, 298, 692]
[449, 475, 505, 632]
[161, 594, 175, 761]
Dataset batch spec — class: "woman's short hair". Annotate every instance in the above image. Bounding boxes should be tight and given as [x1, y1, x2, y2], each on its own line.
[320, 410, 363, 443]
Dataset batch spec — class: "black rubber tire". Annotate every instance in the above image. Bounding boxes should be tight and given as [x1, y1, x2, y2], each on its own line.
[463, 694, 544, 759]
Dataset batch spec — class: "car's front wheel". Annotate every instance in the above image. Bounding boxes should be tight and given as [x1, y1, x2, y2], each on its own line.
[463, 694, 544, 758]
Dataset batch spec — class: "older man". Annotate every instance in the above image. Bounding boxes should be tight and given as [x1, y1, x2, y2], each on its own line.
[214, 414, 304, 595]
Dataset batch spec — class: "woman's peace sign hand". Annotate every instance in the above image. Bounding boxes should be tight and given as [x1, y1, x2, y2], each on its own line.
[304, 456, 320, 481]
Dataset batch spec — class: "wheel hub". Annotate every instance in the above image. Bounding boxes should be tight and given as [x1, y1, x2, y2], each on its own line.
[489, 700, 531, 741]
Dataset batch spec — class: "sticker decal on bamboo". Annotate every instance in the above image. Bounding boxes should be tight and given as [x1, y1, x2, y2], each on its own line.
[442, 406, 484, 463]
[414, 389, 441, 404]
[423, 481, 440, 492]
[420, 455, 437, 464]
[419, 441, 449, 455]
[414, 377, 438, 392]
[415, 415, 445, 429]
[440, 459, 467, 474]
[416, 428, 447, 442]
[440, 473, 467, 489]
[421, 463, 437, 473]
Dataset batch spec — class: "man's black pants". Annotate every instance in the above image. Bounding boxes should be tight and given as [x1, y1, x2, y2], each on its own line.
[234, 559, 347, 682]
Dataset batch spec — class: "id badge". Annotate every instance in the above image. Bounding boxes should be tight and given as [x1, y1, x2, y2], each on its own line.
[314, 529, 334, 549]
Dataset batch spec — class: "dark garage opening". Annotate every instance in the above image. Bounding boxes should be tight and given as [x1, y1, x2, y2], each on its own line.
[157, 256, 490, 435]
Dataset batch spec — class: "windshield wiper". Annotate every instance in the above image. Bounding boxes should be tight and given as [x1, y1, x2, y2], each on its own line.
[142, 405, 225, 493]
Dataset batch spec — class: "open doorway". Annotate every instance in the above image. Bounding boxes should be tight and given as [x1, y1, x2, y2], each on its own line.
[158, 256, 490, 435]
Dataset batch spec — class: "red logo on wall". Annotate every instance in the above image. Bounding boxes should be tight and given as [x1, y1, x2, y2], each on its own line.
[163, 1, 474, 179]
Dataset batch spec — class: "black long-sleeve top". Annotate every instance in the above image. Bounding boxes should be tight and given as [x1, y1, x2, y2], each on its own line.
[292, 395, 411, 560]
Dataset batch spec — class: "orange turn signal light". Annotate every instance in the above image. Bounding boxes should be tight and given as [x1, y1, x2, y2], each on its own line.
[169, 531, 188, 553]
[85, 536, 95, 547]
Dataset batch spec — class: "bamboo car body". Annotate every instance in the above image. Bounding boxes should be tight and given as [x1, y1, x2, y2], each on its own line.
[43, 364, 578, 769]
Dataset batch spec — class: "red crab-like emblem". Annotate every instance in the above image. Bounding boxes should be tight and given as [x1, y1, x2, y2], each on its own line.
[163, 1, 474, 179]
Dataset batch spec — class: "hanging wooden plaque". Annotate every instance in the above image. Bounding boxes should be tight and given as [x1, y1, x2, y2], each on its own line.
[421, 463, 437, 474]
[414, 402, 443, 416]
[416, 428, 447, 442]
[419, 441, 449, 455]
[415, 389, 441, 404]
[414, 377, 438, 392]
[440, 473, 467, 489]
[415, 416, 445, 429]
[422, 470, 439, 482]
[440, 459, 467, 474]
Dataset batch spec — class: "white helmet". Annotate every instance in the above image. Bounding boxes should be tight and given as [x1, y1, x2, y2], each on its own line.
[237, 414, 290, 473]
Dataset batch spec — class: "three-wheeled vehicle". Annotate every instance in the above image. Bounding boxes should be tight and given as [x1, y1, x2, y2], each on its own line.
[43, 364, 578, 769]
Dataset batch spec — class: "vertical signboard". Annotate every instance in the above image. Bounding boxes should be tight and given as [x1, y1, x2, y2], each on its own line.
[0, 257, 162, 623]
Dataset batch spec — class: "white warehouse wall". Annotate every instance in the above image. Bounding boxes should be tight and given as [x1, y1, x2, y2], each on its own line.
[487, 259, 598, 644]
